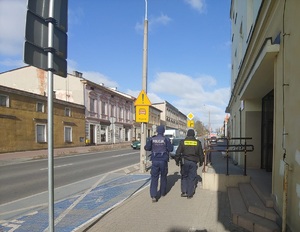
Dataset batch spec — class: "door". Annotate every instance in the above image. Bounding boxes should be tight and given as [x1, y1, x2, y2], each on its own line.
[90, 124, 95, 145]
[261, 90, 274, 172]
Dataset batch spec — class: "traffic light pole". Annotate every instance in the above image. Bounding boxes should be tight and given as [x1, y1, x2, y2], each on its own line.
[140, 0, 148, 173]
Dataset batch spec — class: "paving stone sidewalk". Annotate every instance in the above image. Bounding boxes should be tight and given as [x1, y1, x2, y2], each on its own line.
[82, 160, 247, 232]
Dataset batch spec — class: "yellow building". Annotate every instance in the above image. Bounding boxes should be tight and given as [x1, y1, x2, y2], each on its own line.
[0, 66, 135, 145]
[0, 85, 85, 153]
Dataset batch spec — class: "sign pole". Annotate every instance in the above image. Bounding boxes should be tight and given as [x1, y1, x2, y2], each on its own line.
[47, 0, 55, 231]
[140, 0, 148, 173]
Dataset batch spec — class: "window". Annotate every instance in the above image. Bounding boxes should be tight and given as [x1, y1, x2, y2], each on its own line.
[101, 101, 106, 115]
[90, 98, 96, 112]
[64, 126, 72, 142]
[0, 94, 9, 107]
[239, 22, 243, 39]
[118, 107, 123, 121]
[37, 102, 45, 112]
[101, 125, 107, 142]
[65, 107, 71, 117]
[126, 110, 130, 121]
[111, 105, 115, 117]
[36, 124, 47, 143]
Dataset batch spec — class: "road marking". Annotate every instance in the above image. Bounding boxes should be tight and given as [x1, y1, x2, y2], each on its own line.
[112, 152, 137, 157]
[43, 173, 110, 232]
[1, 217, 36, 231]
[0, 163, 140, 217]
[40, 163, 73, 171]
[73, 180, 150, 232]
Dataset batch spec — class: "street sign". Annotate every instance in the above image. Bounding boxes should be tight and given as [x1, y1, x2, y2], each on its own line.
[27, 0, 68, 32]
[136, 106, 149, 122]
[135, 105, 149, 122]
[187, 112, 194, 120]
[134, 90, 151, 106]
[187, 120, 194, 128]
[25, 11, 67, 59]
[24, 0, 68, 78]
[24, 42, 67, 77]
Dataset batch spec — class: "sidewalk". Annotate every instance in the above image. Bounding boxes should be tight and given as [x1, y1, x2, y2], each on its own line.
[0, 146, 247, 232]
[82, 160, 247, 232]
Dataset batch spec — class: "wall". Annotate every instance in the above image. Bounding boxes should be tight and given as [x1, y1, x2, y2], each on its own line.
[0, 86, 86, 153]
[245, 110, 261, 168]
[272, 1, 300, 229]
[229, 1, 300, 230]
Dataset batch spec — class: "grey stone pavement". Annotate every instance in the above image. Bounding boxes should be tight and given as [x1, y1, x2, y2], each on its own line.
[83, 159, 247, 232]
[0, 145, 248, 232]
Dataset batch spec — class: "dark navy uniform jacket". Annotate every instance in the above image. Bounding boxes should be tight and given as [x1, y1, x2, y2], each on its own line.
[144, 134, 173, 162]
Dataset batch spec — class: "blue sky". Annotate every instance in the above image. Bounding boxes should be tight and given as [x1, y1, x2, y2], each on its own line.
[0, 0, 231, 131]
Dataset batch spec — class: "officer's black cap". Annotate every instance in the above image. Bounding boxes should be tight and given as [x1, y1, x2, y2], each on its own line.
[187, 129, 195, 137]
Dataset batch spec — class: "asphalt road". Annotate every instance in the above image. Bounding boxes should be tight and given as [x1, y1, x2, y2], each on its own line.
[0, 148, 140, 204]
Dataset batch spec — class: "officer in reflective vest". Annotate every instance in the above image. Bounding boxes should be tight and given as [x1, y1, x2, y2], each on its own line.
[144, 125, 173, 202]
[175, 129, 204, 199]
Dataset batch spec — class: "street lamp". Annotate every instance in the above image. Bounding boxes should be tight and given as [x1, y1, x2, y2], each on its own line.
[139, 0, 148, 173]
[203, 104, 211, 138]
[144, 0, 148, 20]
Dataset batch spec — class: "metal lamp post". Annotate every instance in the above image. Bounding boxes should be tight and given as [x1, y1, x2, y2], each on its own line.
[139, 0, 148, 173]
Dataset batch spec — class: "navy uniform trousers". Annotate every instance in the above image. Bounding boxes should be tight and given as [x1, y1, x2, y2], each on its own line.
[181, 159, 198, 197]
[150, 160, 168, 198]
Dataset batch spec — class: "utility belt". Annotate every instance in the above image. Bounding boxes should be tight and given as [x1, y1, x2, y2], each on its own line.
[176, 157, 196, 166]
[149, 152, 168, 161]
[182, 155, 198, 163]
[152, 152, 167, 157]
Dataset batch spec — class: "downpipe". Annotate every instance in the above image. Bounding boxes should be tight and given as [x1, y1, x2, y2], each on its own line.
[282, 162, 289, 232]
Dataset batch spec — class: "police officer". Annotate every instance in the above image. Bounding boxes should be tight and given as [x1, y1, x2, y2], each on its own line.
[144, 125, 173, 202]
[175, 129, 204, 199]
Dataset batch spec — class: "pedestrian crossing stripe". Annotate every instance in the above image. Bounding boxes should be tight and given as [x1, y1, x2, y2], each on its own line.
[184, 140, 197, 146]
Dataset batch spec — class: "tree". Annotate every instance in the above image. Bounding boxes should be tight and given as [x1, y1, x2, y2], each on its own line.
[194, 120, 208, 137]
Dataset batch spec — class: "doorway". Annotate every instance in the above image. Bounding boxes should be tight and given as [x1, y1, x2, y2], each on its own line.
[90, 124, 95, 145]
[261, 90, 274, 172]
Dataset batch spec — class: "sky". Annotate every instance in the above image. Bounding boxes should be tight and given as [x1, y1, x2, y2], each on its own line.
[0, 0, 231, 131]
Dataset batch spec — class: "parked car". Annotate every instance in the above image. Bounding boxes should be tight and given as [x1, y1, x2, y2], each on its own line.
[131, 140, 141, 149]
[169, 138, 183, 159]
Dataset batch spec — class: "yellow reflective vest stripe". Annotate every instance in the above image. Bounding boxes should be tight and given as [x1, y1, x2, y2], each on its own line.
[184, 140, 197, 146]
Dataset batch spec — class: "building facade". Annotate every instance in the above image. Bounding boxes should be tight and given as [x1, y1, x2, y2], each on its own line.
[0, 66, 135, 146]
[0, 85, 85, 153]
[227, 1, 300, 230]
[152, 101, 187, 137]
[81, 79, 134, 145]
